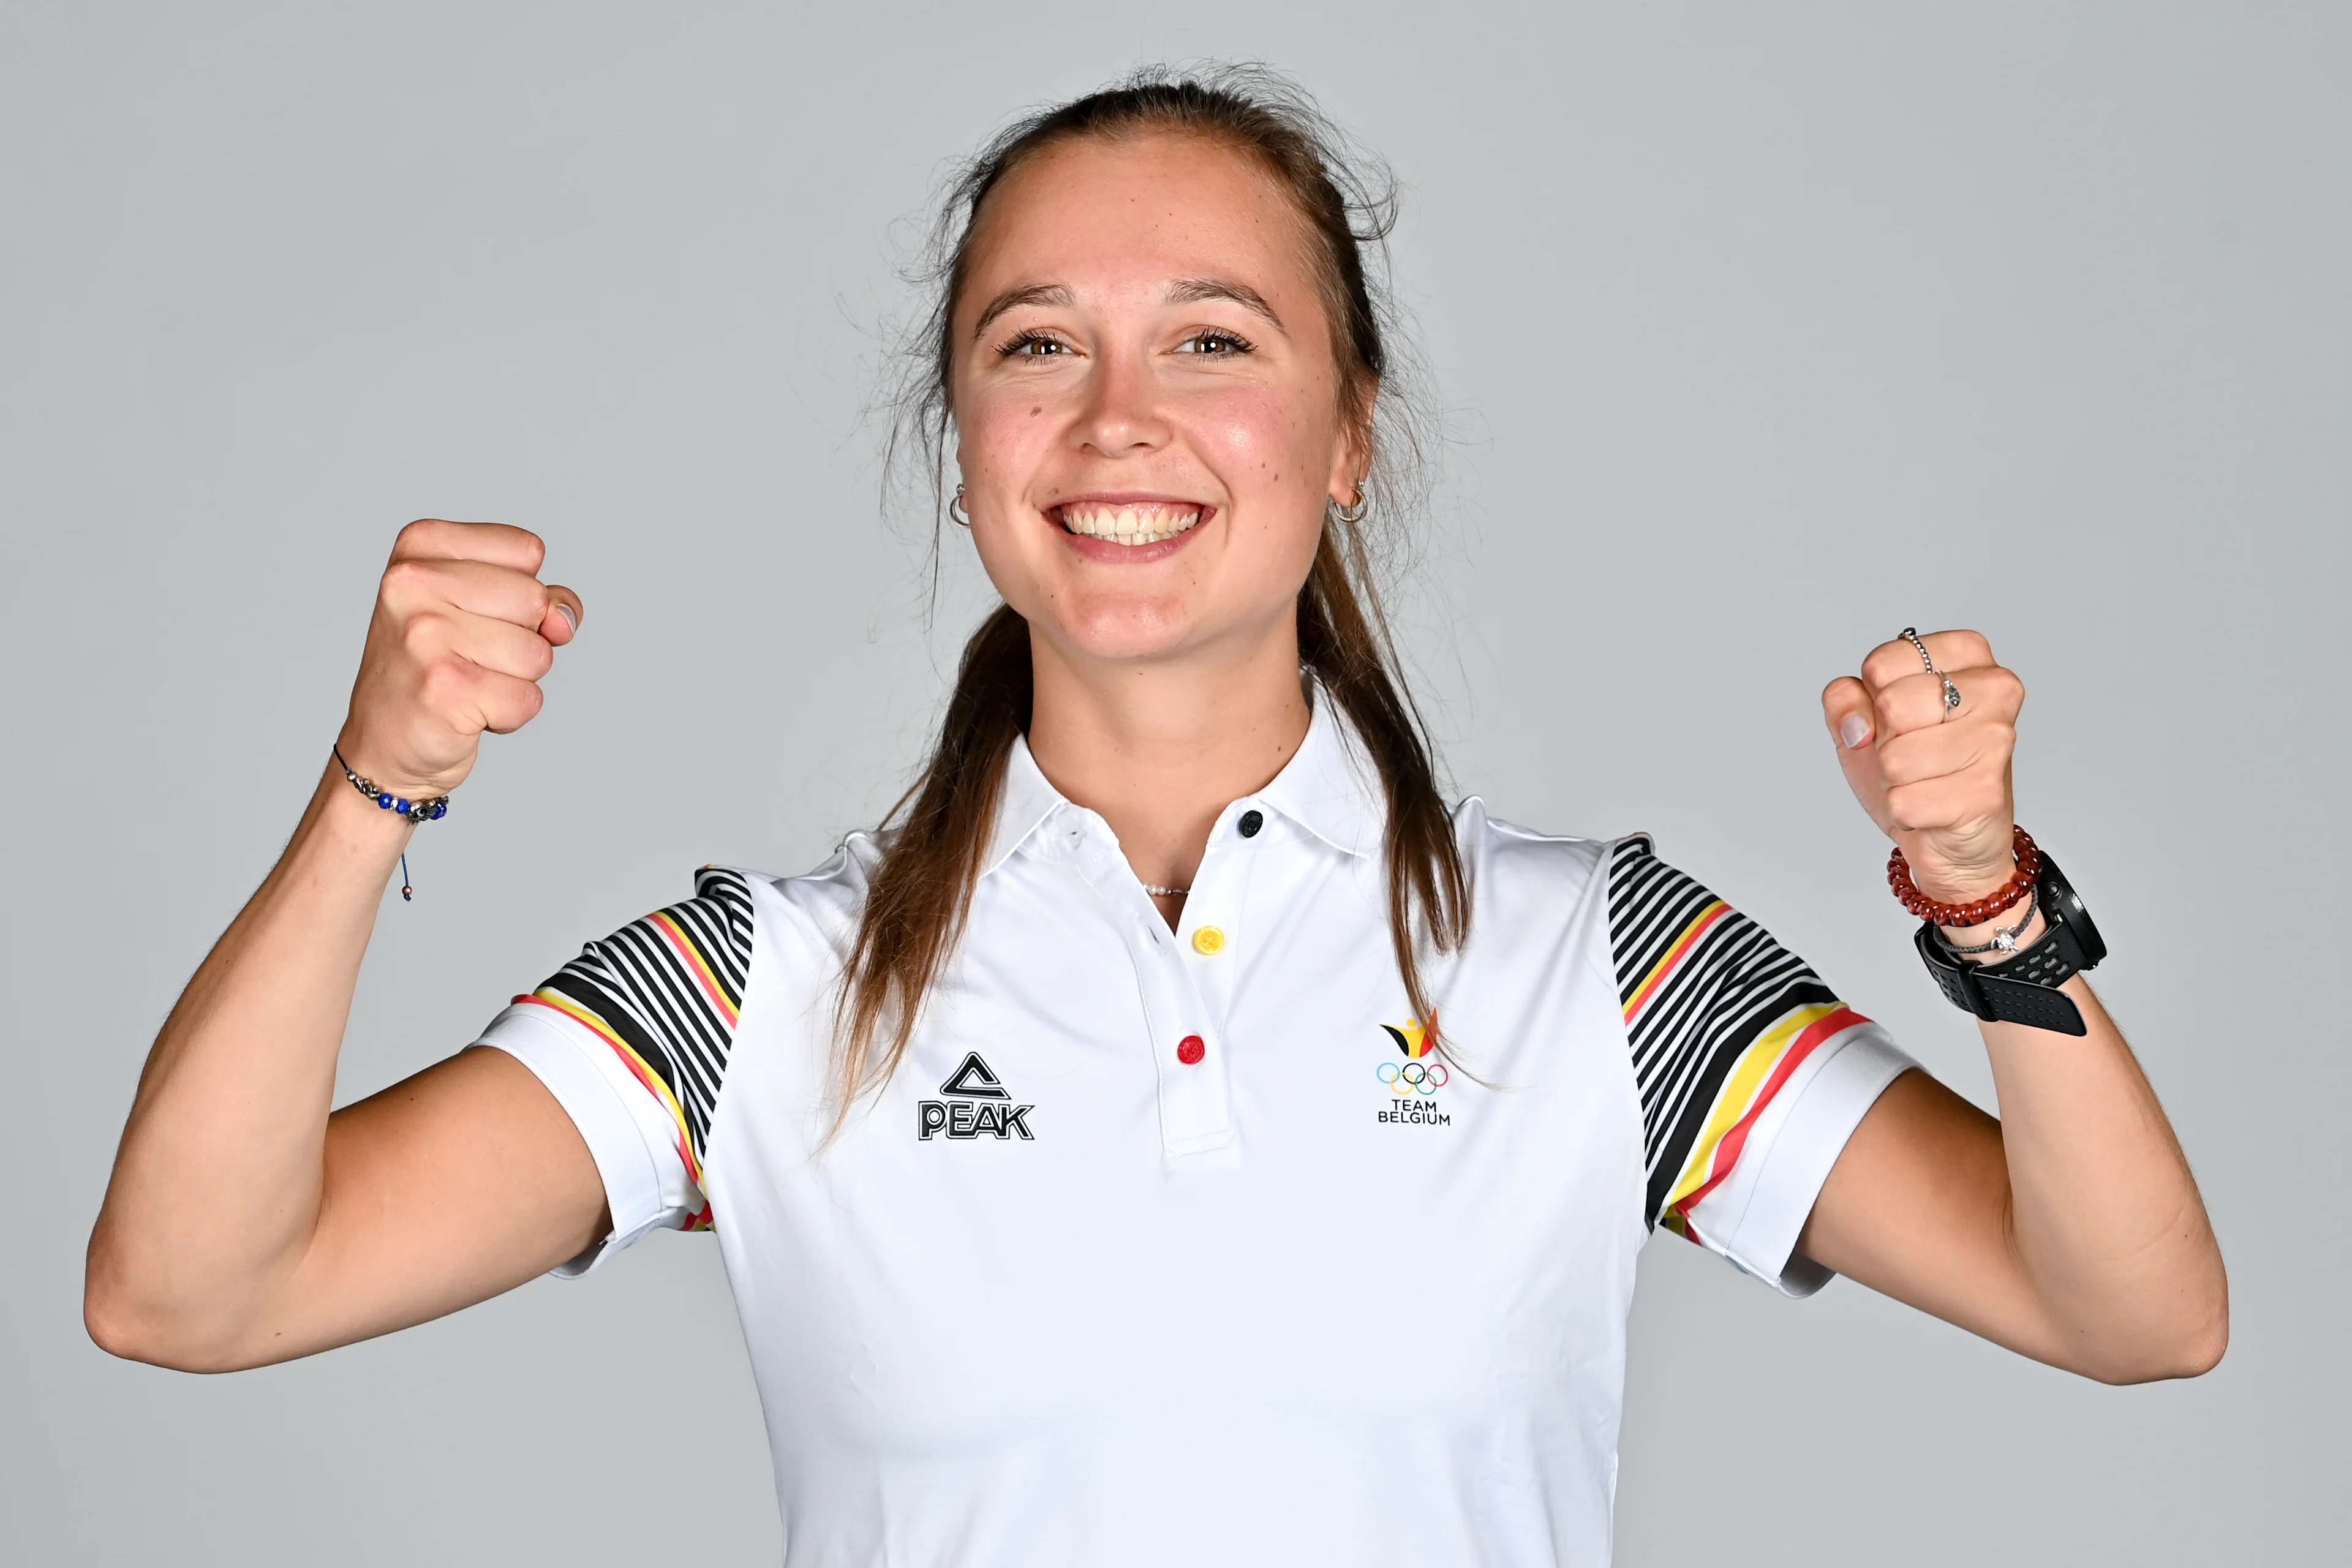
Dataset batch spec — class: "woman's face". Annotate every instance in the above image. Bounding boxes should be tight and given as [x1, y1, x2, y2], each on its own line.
[949, 132, 1362, 671]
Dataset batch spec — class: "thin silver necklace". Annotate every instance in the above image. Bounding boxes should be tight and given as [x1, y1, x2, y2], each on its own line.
[1142, 883, 1189, 898]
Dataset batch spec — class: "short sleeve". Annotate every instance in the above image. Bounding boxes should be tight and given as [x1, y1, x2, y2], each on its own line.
[475, 866, 754, 1276]
[1608, 836, 1916, 1296]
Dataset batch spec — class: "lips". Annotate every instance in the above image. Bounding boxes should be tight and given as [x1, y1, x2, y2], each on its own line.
[1052, 501, 1205, 546]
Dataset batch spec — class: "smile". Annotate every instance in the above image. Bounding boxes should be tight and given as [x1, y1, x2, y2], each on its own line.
[1052, 501, 1205, 546]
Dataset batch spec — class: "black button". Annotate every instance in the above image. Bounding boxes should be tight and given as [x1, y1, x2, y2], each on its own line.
[1238, 810, 1264, 839]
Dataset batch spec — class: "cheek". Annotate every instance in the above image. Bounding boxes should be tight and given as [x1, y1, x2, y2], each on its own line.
[1193, 383, 1333, 498]
[953, 378, 1054, 481]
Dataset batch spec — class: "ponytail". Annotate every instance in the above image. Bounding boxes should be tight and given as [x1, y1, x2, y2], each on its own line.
[1297, 521, 1469, 1051]
[831, 605, 1031, 1119]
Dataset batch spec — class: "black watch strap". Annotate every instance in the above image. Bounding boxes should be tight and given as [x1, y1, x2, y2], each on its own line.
[1914, 850, 2106, 1036]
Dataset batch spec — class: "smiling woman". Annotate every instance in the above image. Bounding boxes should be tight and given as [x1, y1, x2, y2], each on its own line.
[87, 61, 2225, 1568]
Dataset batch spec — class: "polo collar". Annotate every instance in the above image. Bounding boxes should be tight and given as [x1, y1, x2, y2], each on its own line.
[976, 683, 1385, 880]
[979, 734, 1071, 880]
[1252, 685, 1382, 858]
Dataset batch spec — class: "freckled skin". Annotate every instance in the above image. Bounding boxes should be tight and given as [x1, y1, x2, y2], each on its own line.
[949, 133, 1362, 670]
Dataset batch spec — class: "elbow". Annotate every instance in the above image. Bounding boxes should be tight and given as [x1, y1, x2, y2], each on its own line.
[2140, 1303, 2230, 1383]
[83, 1271, 174, 1368]
[2079, 1283, 2231, 1385]
[2173, 1312, 2230, 1379]
[85, 1289, 255, 1374]
[84, 1241, 256, 1375]
[2087, 1321, 2227, 1385]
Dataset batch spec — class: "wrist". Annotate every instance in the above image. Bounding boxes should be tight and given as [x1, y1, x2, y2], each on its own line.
[1937, 899, 2046, 964]
[330, 744, 451, 827]
[1888, 826, 2039, 927]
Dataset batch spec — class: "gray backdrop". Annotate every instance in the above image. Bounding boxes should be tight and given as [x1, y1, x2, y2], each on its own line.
[5, 4, 2344, 1563]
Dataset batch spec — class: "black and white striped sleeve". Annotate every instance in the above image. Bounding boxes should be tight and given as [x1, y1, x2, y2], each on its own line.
[476, 867, 754, 1274]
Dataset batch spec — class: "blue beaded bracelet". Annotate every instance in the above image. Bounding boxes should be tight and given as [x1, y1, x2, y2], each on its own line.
[333, 747, 451, 824]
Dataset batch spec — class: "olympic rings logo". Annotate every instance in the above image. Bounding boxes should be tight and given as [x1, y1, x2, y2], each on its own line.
[1377, 1060, 1449, 1096]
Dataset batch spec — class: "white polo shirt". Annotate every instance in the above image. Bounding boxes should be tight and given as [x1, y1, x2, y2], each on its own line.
[480, 693, 1913, 1567]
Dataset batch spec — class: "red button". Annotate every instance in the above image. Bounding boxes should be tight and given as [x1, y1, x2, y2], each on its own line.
[1176, 1035, 1206, 1065]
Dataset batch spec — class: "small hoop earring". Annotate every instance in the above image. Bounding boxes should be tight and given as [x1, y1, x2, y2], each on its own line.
[948, 484, 971, 529]
[1333, 483, 1369, 526]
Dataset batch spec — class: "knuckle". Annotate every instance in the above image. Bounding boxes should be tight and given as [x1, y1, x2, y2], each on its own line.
[392, 518, 450, 560]
[1861, 645, 1910, 688]
[517, 529, 548, 572]
[416, 657, 474, 712]
[399, 608, 451, 652]
[380, 557, 434, 600]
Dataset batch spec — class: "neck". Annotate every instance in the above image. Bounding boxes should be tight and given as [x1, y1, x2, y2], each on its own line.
[1025, 624, 1311, 893]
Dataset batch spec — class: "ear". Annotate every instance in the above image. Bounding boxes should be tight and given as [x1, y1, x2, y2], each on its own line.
[1326, 377, 1378, 507]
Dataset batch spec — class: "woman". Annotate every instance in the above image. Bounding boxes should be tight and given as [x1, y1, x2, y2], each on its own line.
[87, 67, 2223, 1565]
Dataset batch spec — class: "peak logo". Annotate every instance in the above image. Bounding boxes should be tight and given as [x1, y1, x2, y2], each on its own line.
[1376, 1016, 1452, 1126]
[918, 1052, 1036, 1141]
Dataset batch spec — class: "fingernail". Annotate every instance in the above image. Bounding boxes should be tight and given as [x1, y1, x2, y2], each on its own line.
[1839, 714, 1872, 748]
[554, 602, 577, 633]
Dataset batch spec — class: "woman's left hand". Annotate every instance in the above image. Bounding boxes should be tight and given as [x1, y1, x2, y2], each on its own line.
[1822, 629, 2026, 903]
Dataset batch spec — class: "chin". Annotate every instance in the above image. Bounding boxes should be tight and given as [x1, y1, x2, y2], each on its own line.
[1043, 598, 1200, 663]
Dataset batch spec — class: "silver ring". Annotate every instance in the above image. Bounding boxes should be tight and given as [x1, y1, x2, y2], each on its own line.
[1900, 625, 1936, 674]
[1940, 675, 1962, 718]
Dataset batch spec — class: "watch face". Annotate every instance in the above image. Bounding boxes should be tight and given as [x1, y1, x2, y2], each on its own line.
[2038, 852, 2106, 968]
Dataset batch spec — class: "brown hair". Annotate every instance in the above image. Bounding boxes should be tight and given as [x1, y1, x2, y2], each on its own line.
[841, 64, 1468, 1119]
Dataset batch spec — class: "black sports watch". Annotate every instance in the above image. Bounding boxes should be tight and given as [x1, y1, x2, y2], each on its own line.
[1914, 850, 2107, 1036]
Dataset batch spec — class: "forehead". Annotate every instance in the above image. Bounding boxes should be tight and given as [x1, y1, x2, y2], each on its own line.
[960, 132, 1321, 318]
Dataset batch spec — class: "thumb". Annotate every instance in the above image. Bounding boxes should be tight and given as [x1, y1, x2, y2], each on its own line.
[540, 584, 584, 646]
[1822, 675, 1892, 832]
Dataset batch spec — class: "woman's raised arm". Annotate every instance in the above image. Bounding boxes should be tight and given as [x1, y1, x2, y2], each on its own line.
[86, 519, 606, 1372]
[1797, 630, 2226, 1384]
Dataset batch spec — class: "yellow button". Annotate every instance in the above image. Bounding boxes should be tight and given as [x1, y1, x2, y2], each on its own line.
[1191, 925, 1227, 956]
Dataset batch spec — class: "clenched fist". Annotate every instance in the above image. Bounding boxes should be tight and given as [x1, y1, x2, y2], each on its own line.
[1823, 629, 2024, 907]
[335, 519, 581, 801]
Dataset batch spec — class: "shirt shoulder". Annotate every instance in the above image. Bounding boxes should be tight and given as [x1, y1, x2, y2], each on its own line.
[1450, 797, 1613, 908]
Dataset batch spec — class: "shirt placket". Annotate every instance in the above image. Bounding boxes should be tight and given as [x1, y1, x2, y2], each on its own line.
[1068, 817, 1235, 1158]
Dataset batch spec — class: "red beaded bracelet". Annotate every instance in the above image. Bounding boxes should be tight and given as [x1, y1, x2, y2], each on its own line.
[1887, 824, 2041, 927]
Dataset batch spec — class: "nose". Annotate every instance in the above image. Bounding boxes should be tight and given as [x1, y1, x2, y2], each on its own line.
[1076, 342, 1170, 458]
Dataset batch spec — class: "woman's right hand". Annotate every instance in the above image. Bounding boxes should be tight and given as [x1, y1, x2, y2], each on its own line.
[336, 519, 582, 798]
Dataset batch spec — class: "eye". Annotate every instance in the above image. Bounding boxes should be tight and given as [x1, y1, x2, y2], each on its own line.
[998, 330, 1074, 359]
[1175, 329, 1256, 357]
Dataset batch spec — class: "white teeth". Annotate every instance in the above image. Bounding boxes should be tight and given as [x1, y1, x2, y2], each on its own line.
[1059, 503, 1204, 545]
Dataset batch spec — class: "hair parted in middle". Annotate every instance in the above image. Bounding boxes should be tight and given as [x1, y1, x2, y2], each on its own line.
[843, 62, 1469, 1125]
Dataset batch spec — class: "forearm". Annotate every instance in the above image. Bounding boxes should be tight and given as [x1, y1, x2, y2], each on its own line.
[1979, 978, 2226, 1381]
[88, 761, 411, 1362]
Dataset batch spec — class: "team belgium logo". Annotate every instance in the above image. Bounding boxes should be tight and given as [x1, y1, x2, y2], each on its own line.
[1376, 1016, 1452, 1126]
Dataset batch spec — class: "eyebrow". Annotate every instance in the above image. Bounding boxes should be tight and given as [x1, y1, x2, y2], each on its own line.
[971, 282, 1074, 339]
[968, 277, 1287, 339]
[1166, 277, 1284, 331]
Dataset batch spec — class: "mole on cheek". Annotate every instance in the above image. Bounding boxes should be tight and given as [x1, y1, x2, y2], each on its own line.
[1030, 406, 1041, 417]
